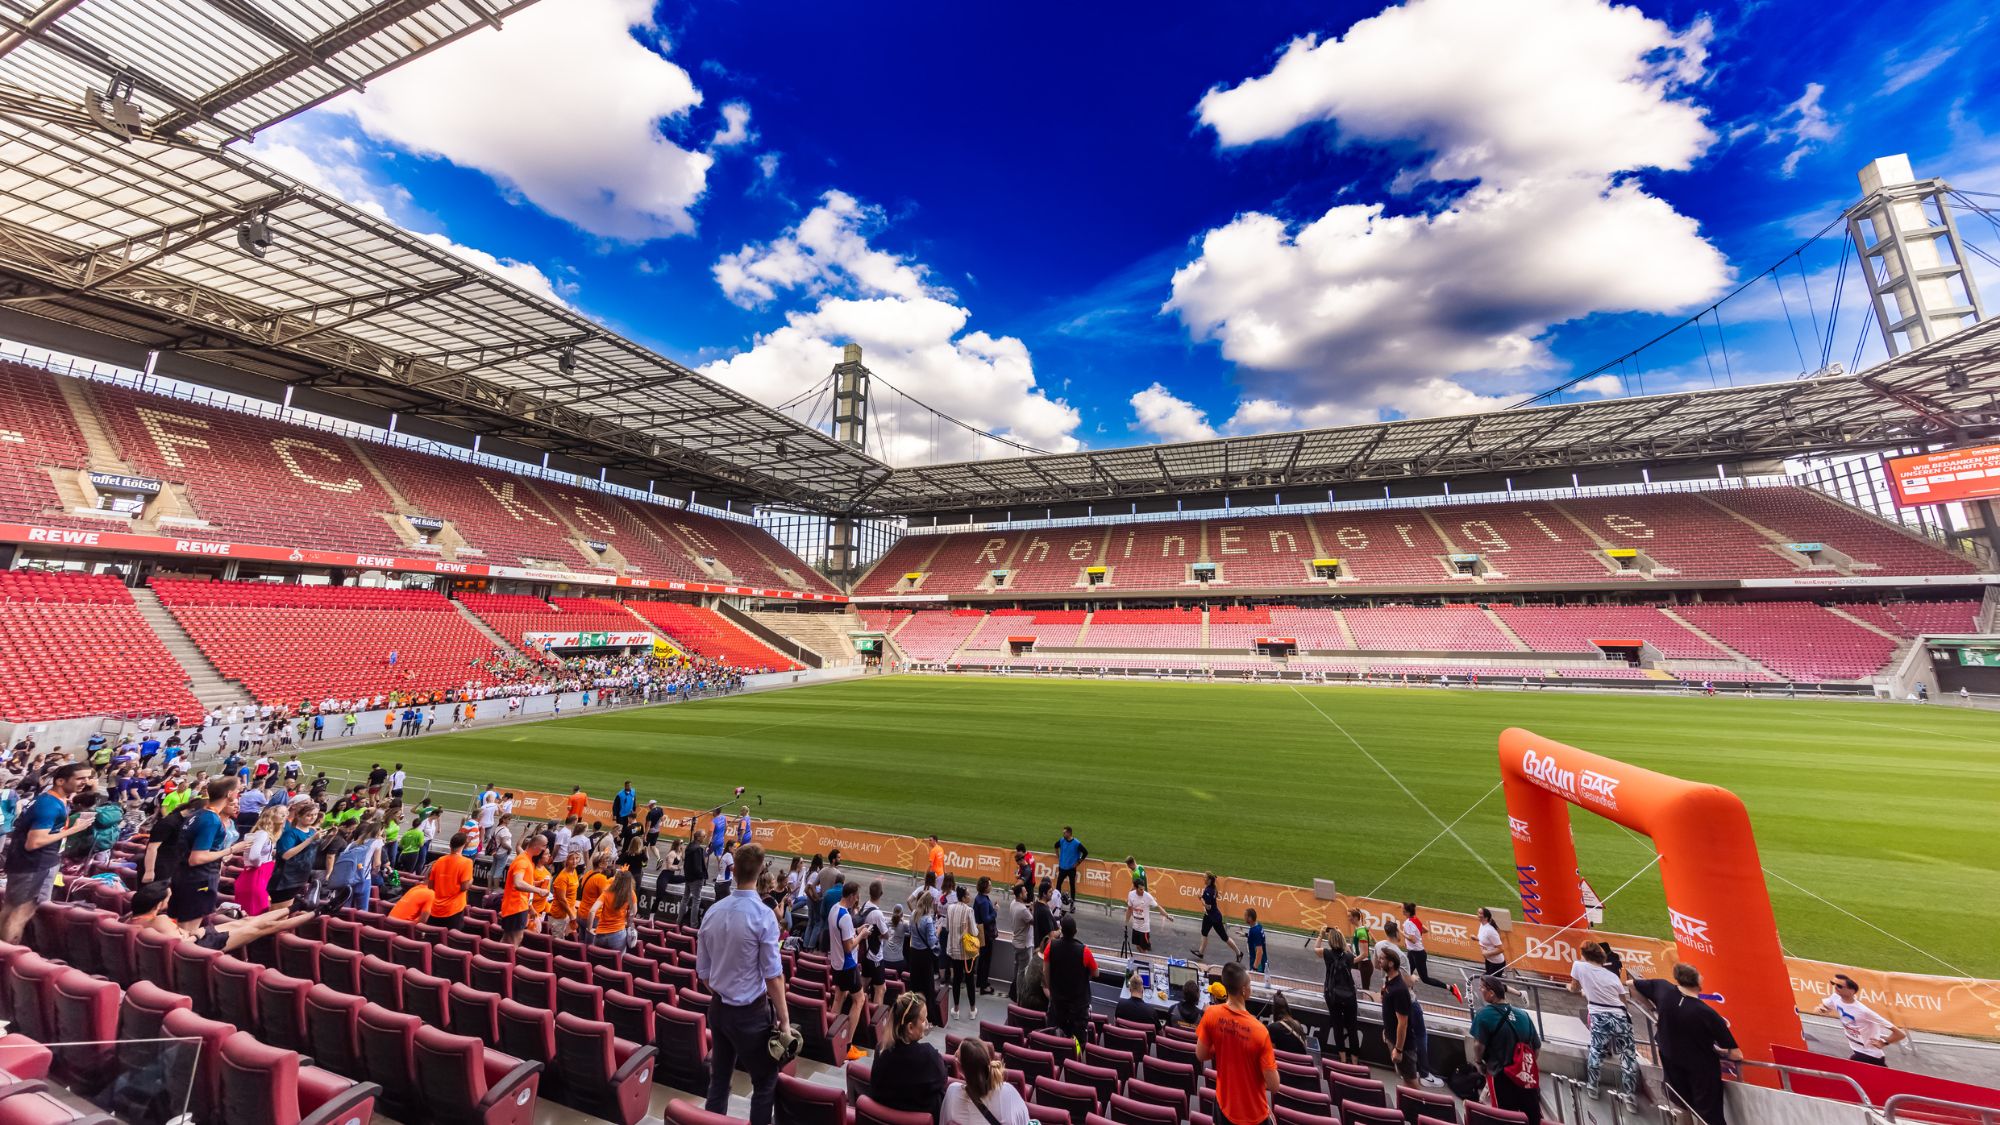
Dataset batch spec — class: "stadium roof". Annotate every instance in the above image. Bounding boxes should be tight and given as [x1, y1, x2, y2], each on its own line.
[0, 0, 543, 144]
[865, 314, 2000, 518]
[0, 106, 893, 509]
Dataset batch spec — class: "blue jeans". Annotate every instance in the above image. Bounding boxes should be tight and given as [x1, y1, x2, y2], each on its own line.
[596, 929, 630, 952]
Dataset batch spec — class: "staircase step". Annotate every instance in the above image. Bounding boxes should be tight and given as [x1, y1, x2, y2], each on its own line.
[129, 586, 255, 710]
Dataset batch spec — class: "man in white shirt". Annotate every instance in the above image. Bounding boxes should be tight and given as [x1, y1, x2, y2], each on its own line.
[1569, 942, 1639, 1097]
[1818, 974, 1903, 1066]
[1124, 877, 1169, 953]
[826, 882, 868, 1060]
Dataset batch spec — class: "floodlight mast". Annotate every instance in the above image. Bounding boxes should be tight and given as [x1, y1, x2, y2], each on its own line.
[825, 343, 872, 582]
[1847, 154, 1987, 359]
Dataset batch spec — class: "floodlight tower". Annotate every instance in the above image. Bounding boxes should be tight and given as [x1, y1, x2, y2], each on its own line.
[1847, 154, 1986, 358]
[825, 343, 872, 582]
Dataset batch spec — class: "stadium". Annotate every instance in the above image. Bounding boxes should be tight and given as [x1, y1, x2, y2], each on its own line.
[0, 2, 1996, 1125]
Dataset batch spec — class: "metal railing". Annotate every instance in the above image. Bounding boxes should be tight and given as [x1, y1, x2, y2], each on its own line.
[1880, 1094, 2000, 1124]
[1733, 1058, 1873, 1104]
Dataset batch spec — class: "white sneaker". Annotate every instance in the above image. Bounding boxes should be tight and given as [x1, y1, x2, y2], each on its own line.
[1419, 1075, 1444, 1088]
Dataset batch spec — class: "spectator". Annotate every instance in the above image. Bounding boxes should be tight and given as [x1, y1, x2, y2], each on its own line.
[945, 885, 979, 1023]
[500, 833, 548, 945]
[1166, 980, 1204, 1029]
[171, 778, 246, 934]
[943, 1038, 1030, 1125]
[1265, 991, 1311, 1055]
[234, 804, 286, 915]
[1197, 962, 1277, 1125]
[826, 881, 869, 1062]
[590, 869, 636, 951]
[547, 849, 582, 939]
[1316, 924, 1361, 1063]
[1349, 909, 1375, 991]
[696, 842, 789, 1125]
[927, 834, 946, 880]
[872, 992, 949, 1118]
[266, 800, 324, 912]
[1570, 941, 1639, 1098]
[973, 876, 997, 996]
[1043, 914, 1096, 1038]
[1377, 946, 1419, 1086]
[905, 892, 941, 1025]
[1243, 908, 1267, 976]
[0, 762, 95, 943]
[566, 786, 589, 821]
[388, 882, 434, 924]
[1817, 973, 1904, 1066]
[1007, 884, 1035, 1000]
[613, 782, 636, 824]
[1114, 973, 1160, 1027]
[427, 832, 476, 930]
[679, 825, 708, 926]
[1471, 975, 1542, 1125]
[1633, 963, 1741, 1125]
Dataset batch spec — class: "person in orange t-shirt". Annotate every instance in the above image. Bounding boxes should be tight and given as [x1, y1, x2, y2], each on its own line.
[530, 855, 553, 933]
[576, 855, 612, 927]
[927, 835, 946, 879]
[1197, 962, 1277, 1125]
[590, 869, 636, 951]
[547, 850, 581, 940]
[567, 787, 590, 821]
[426, 831, 476, 929]
[387, 884, 434, 924]
[499, 833, 547, 945]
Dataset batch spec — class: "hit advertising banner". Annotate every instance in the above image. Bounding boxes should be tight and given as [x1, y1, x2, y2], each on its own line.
[482, 791, 2000, 1039]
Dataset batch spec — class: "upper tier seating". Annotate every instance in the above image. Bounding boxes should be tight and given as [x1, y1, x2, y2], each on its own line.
[1675, 601, 1901, 681]
[0, 361, 89, 524]
[1556, 493, 1801, 578]
[152, 579, 500, 705]
[1342, 605, 1515, 651]
[1836, 600, 1981, 637]
[623, 601, 802, 671]
[1082, 608, 1203, 648]
[1492, 604, 1725, 658]
[855, 488, 1979, 597]
[89, 382, 407, 554]
[890, 610, 987, 661]
[856, 609, 910, 634]
[1427, 501, 1617, 582]
[1711, 487, 1977, 574]
[0, 571, 202, 722]
[456, 593, 642, 647]
[661, 508, 834, 593]
[526, 477, 710, 582]
[364, 446, 606, 569]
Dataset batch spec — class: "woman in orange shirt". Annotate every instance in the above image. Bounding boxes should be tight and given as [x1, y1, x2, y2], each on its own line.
[576, 855, 612, 929]
[547, 850, 581, 940]
[591, 869, 636, 951]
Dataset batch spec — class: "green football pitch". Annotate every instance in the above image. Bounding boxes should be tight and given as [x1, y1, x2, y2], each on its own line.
[297, 675, 2000, 978]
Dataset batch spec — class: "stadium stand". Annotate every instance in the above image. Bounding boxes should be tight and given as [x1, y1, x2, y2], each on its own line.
[1342, 605, 1517, 651]
[743, 608, 863, 665]
[1205, 605, 1273, 648]
[87, 381, 408, 554]
[985, 609, 1088, 647]
[1102, 521, 1207, 590]
[1081, 607, 1203, 648]
[0, 571, 202, 722]
[1210, 514, 1317, 586]
[0, 360, 89, 524]
[1837, 599, 1981, 637]
[891, 609, 988, 661]
[1492, 604, 1727, 658]
[1557, 492, 1803, 579]
[1711, 487, 1979, 574]
[150, 579, 500, 704]
[1427, 501, 1619, 581]
[455, 592, 643, 648]
[364, 444, 607, 569]
[623, 600, 803, 671]
[659, 507, 835, 594]
[527, 476, 712, 582]
[1675, 602, 1903, 681]
[1266, 606, 1352, 650]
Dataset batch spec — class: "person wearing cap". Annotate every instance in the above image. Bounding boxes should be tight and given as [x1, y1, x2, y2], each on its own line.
[644, 800, 664, 847]
[1817, 974, 1903, 1066]
[697, 842, 789, 1125]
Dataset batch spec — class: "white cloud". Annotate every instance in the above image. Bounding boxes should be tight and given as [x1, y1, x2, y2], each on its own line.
[1164, 0, 1731, 427]
[250, 124, 577, 310]
[1195, 0, 1713, 183]
[1881, 45, 1958, 96]
[1129, 383, 1218, 442]
[703, 195, 1080, 464]
[713, 190, 931, 307]
[756, 152, 782, 181]
[1774, 83, 1838, 177]
[710, 102, 754, 148]
[333, 0, 711, 241]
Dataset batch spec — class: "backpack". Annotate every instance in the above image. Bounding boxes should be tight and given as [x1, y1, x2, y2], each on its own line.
[1478, 1004, 1540, 1087]
[90, 806, 122, 853]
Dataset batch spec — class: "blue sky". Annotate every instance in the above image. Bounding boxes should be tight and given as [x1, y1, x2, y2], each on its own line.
[252, 0, 2000, 464]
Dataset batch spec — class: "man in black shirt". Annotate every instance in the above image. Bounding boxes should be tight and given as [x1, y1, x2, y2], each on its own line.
[143, 796, 207, 885]
[1634, 964, 1741, 1125]
[1044, 915, 1095, 1037]
[1377, 946, 1418, 1084]
[1113, 973, 1162, 1027]
[1032, 886, 1056, 946]
[1318, 927, 1361, 1063]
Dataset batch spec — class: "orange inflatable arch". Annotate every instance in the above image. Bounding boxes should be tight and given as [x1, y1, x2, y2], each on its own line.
[1499, 728, 1804, 1066]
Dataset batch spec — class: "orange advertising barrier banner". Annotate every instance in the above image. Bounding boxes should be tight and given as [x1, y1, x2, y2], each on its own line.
[480, 792, 2000, 1041]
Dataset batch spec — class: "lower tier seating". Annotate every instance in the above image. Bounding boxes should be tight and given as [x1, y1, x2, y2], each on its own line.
[0, 571, 201, 723]
[151, 579, 500, 705]
[624, 601, 803, 671]
[1674, 602, 1901, 682]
